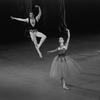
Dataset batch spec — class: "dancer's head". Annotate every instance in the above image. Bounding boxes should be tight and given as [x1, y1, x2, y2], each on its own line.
[29, 12, 34, 19]
[59, 37, 64, 45]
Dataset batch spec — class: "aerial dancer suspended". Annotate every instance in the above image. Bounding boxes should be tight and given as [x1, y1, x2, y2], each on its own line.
[11, 5, 47, 58]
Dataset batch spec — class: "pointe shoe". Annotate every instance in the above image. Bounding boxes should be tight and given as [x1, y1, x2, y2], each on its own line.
[39, 52, 42, 58]
[37, 48, 42, 58]
[35, 45, 42, 58]
[63, 86, 69, 90]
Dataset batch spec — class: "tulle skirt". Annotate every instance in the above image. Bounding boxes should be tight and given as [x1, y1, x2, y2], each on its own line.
[50, 55, 81, 82]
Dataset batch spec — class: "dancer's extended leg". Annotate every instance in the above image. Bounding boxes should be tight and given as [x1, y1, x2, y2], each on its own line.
[29, 31, 42, 58]
[62, 78, 69, 90]
[36, 47, 42, 58]
[36, 31, 47, 49]
[29, 30, 38, 47]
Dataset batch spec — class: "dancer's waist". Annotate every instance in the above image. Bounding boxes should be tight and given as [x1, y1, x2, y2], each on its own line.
[29, 29, 38, 32]
[58, 53, 66, 57]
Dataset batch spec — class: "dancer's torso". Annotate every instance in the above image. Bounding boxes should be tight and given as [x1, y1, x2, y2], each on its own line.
[28, 18, 37, 30]
[58, 47, 67, 57]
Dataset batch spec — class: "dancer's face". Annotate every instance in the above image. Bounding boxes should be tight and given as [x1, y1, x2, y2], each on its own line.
[29, 13, 34, 19]
[59, 37, 64, 44]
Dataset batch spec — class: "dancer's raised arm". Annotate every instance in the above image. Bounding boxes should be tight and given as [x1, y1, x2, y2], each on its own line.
[35, 5, 42, 22]
[65, 28, 70, 49]
[11, 16, 28, 23]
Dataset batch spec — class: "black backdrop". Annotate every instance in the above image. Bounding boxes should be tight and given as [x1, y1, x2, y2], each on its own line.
[0, 0, 100, 43]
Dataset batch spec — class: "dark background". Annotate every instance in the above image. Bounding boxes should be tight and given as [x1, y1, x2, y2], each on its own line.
[0, 0, 100, 43]
[0, 1, 100, 100]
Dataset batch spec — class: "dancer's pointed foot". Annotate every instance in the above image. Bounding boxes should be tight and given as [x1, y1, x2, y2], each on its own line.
[63, 85, 69, 90]
[39, 52, 42, 58]
[35, 45, 42, 58]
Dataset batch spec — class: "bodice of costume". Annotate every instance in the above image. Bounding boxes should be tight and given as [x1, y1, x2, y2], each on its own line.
[58, 48, 67, 57]
[28, 18, 36, 30]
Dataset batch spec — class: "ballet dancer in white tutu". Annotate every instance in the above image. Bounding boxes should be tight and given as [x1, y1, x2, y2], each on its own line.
[47, 28, 81, 90]
[11, 5, 47, 58]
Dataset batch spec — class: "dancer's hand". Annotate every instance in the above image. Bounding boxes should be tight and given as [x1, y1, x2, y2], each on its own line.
[47, 51, 51, 54]
[35, 5, 39, 7]
[10, 16, 15, 20]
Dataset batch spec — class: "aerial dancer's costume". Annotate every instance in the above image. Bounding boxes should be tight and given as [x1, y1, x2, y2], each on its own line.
[11, 5, 47, 58]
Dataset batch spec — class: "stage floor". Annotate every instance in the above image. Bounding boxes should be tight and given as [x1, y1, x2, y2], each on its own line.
[0, 37, 100, 100]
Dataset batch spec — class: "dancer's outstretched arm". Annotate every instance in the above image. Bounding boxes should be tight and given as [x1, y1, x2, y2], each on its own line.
[65, 28, 70, 49]
[47, 48, 58, 54]
[11, 16, 28, 23]
[35, 5, 42, 22]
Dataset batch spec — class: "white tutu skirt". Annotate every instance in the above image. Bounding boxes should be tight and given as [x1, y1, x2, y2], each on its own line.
[50, 55, 81, 82]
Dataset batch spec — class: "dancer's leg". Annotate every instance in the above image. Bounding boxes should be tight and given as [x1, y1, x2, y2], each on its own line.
[29, 31, 42, 58]
[62, 78, 69, 90]
[35, 31, 47, 49]
[29, 30, 38, 47]
[36, 47, 42, 58]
